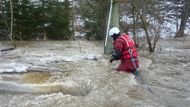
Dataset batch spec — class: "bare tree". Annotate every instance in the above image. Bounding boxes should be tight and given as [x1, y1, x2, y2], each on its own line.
[176, 0, 190, 37]
[9, 0, 16, 48]
[129, 0, 164, 53]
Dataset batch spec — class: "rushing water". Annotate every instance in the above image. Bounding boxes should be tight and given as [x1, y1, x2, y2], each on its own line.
[0, 39, 189, 107]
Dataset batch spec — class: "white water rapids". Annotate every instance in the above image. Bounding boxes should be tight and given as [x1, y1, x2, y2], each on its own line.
[0, 39, 189, 107]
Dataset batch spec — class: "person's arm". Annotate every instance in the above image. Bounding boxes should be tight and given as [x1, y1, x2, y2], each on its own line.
[110, 39, 123, 63]
[111, 50, 122, 60]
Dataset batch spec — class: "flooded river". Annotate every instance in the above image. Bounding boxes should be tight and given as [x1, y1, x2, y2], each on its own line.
[0, 39, 189, 107]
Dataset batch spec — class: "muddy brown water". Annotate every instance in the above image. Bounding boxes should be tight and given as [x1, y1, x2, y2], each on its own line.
[0, 39, 189, 107]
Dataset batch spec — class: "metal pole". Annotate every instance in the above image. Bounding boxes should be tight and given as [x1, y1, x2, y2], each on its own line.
[105, 0, 113, 47]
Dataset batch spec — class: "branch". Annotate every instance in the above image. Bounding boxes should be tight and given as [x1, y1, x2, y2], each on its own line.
[129, 0, 153, 52]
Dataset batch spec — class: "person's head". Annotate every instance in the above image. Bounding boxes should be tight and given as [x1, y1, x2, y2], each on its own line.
[109, 27, 121, 41]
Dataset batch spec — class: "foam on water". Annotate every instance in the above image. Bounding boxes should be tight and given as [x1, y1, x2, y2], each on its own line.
[0, 62, 28, 73]
[2, 40, 188, 107]
[0, 80, 91, 96]
[0, 54, 100, 73]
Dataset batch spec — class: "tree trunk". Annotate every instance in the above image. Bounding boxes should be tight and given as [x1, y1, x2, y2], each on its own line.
[43, 32, 47, 40]
[176, 0, 190, 37]
[71, 0, 75, 40]
[9, 0, 16, 48]
[9, 0, 13, 41]
[132, 6, 137, 45]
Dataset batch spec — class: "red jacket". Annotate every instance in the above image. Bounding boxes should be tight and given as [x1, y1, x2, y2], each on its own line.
[113, 34, 139, 72]
[113, 34, 138, 60]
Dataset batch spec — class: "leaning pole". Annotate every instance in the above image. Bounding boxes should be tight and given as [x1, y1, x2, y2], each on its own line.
[104, 0, 119, 54]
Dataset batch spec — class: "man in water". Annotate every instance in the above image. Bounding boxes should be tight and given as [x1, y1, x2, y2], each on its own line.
[109, 27, 139, 75]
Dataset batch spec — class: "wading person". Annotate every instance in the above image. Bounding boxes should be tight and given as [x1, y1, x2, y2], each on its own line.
[109, 27, 139, 75]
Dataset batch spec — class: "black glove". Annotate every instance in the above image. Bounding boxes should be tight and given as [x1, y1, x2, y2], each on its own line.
[112, 50, 122, 60]
[110, 59, 114, 63]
